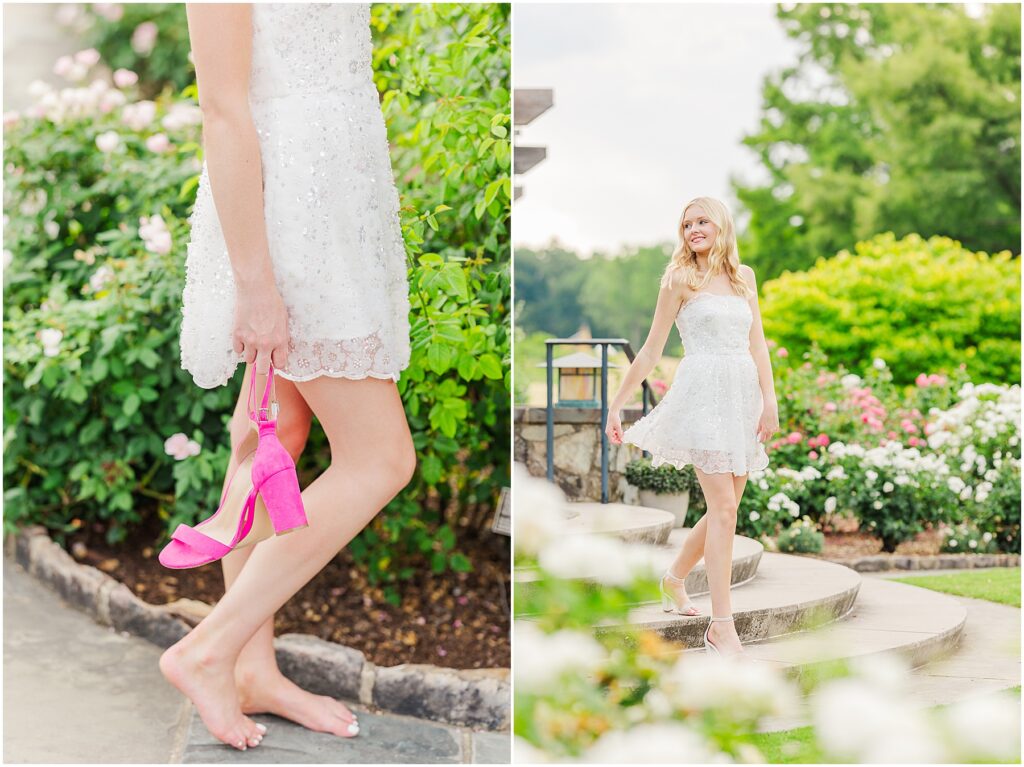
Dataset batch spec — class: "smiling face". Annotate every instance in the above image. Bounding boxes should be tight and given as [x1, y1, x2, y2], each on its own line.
[682, 204, 718, 256]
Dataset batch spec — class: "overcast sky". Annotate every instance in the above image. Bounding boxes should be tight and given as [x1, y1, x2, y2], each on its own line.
[513, 3, 803, 255]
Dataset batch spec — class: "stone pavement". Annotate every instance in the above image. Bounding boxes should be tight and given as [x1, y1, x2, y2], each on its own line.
[3, 560, 510, 763]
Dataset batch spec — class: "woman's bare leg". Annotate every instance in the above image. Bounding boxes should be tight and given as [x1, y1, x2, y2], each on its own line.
[160, 374, 416, 747]
[696, 468, 744, 654]
[213, 365, 357, 735]
[664, 469, 751, 611]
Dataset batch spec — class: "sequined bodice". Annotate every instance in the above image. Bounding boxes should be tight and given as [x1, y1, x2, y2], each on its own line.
[676, 292, 752, 356]
[249, 3, 373, 102]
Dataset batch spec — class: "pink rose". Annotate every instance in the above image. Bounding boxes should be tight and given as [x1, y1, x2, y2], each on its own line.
[787, 431, 802, 444]
[824, 402, 837, 412]
[145, 132, 171, 153]
[164, 432, 201, 460]
[808, 450, 819, 460]
[777, 347, 789, 358]
[113, 68, 139, 88]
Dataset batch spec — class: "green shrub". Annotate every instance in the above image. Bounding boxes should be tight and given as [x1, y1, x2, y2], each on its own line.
[624, 458, 697, 495]
[760, 233, 1020, 386]
[777, 516, 825, 554]
[2, 4, 510, 595]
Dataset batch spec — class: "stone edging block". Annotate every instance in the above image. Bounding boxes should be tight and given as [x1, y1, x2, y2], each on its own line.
[8, 526, 509, 731]
[824, 552, 1021, 572]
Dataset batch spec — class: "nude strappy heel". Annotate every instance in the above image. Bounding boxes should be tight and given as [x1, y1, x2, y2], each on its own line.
[660, 570, 701, 616]
[704, 614, 736, 655]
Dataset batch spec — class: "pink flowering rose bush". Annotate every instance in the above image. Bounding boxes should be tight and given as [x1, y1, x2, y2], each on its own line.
[2, 46, 234, 543]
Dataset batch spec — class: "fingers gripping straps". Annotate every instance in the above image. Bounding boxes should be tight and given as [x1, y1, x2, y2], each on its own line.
[248, 363, 280, 424]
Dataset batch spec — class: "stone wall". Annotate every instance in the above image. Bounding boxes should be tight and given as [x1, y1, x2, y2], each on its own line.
[514, 406, 648, 502]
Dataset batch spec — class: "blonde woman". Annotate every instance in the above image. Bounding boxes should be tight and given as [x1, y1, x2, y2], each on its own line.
[604, 197, 779, 657]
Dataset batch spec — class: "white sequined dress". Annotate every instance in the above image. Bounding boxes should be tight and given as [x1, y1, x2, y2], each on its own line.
[180, 3, 410, 388]
[622, 292, 770, 475]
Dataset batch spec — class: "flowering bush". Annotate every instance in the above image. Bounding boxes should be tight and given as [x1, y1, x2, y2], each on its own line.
[4, 6, 511, 592]
[54, 3, 193, 98]
[822, 440, 958, 552]
[940, 522, 1001, 555]
[926, 383, 1021, 552]
[777, 516, 825, 554]
[513, 466, 1021, 763]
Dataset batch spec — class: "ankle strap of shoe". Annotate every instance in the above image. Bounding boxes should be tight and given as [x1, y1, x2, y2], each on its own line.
[710, 615, 734, 622]
[248, 364, 279, 424]
[663, 570, 686, 583]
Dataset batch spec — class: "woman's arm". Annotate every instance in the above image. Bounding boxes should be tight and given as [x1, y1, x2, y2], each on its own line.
[605, 277, 685, 443]
[185, 3, 289, 374]
[741, 264, 779, 442]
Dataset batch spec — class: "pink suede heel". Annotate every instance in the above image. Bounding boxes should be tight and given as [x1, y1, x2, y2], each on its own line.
[157, 364, 307, 569]
[248, 364, 308, 535]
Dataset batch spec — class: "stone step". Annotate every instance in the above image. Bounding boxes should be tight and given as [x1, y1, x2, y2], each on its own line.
[515, 529, 764, 605]
[731, 575, 968, 672]
[567, 502, 676, 545]
[597, 553, 862, 648]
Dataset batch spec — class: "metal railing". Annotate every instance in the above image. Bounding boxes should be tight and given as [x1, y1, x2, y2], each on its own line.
[545, 338, 659, 503]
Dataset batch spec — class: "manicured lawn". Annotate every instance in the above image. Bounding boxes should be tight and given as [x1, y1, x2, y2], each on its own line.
[891, 567, 1021, 607]
[747, 726, 824, 763]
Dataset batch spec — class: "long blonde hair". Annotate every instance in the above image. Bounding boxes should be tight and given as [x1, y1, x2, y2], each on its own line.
[660, 196, 753, 297]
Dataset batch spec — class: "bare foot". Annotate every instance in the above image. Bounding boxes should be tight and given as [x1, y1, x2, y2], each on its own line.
[707, 619, 746, 657]
[159, 640, 264, 750]
[237, 669, 360, 738]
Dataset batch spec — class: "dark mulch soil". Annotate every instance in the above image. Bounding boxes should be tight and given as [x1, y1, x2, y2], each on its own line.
[812, 516, 944, 559]
[64, 517, 510, 670]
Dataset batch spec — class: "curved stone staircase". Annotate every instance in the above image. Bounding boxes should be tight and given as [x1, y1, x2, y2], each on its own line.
[516, 506, 993, 714]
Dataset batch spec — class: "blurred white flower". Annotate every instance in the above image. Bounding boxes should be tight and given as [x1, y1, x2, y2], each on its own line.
[812, 677, 945, 763]
[840, 373, 862, 389]
[538, 534, 631, 586]
[513, 463, 567, 556]
[28, 79, 52, 100]
[53, 54, 75, 79]
[824, 496, 837, 513]
[39, 328, 63, 357]
[513, 737, 549, 764]
[939, 689, 1021, 762]
[3, 249, 13, 268]
[513, 621, 605, 694]
[872, 357, 887, 370]
[164, 432, 201, 460]
[582, 723, 723, 764]
[138, 213, 172, 254]
[95, 130, 120, 153]
[89, 264, 114, 292]
[162, 102, 202, 131]
[749, 510, 760, 522]
[44, 220, 60, 240]
[882, 481, 894, 493]
[663, 653, 798, 724]
[121, 99, 157, 131]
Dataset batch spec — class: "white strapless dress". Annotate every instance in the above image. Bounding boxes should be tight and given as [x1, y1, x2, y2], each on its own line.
[622, 291, 770, 475]
[179, 3, 410, 388]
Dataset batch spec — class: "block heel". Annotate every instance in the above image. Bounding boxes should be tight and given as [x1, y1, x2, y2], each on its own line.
[259, 465, 307, 534]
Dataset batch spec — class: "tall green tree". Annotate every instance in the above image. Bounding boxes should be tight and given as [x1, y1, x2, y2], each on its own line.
[735, 3, 1021, 279]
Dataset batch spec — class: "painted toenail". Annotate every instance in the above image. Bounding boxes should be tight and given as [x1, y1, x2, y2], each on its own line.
[256, 723, 267, 733]
[348, 723, 359, 735]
